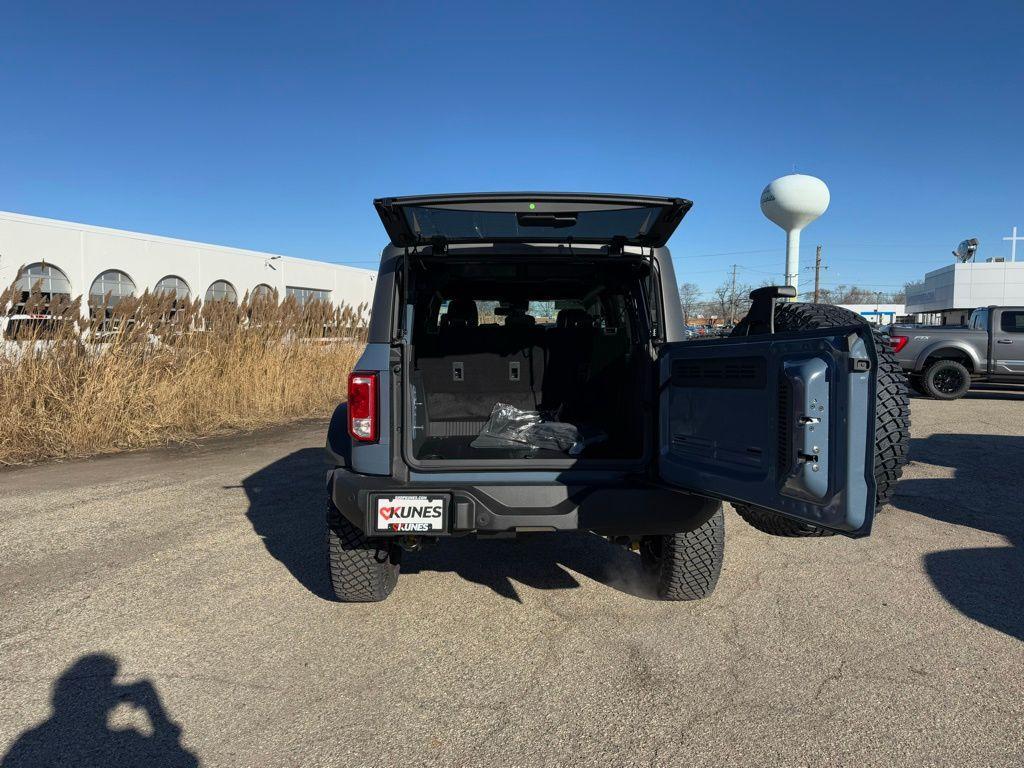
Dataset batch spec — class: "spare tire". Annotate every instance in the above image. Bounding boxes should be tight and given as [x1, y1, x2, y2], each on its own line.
[730, 302, 911, 537]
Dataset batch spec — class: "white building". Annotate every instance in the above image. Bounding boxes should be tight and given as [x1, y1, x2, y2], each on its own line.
[838, 303, 907, 325]
[0, 210, 377, 319]
[905, 260, 1024, 325]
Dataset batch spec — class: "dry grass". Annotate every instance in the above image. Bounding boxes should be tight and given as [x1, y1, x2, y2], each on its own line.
[0, 283, 367, 465]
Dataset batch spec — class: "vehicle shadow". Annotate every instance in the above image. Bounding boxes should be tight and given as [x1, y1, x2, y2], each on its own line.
[239, 447, 657, 603]
[402, 533, 658, 602]
[240, 447, 334, 601]
[907, 384, 1024, 401]
[895, 433, 1024, 641]
[1, 653, 199, 767]
[963, 384, 1024, 401]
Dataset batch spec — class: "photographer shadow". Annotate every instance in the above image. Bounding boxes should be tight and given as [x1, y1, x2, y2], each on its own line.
[2, 653, 198, 768]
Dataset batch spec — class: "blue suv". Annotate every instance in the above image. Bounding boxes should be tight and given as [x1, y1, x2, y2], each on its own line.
[325, 193, 910, 601]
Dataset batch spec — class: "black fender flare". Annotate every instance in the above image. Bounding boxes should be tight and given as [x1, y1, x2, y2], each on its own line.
[325, 403, 351, 467]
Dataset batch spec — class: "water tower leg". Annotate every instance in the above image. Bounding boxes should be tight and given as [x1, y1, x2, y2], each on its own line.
[785, 229, 800, 299]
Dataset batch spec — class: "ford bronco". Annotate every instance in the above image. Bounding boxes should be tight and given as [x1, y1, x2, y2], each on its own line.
[325, 193, 910, 601]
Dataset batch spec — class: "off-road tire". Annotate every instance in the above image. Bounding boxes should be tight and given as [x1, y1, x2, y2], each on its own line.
[327, 501, 400, 602]
[920, 359, 971, 400]
[640, 505, 725, 600]
[731, 302, 911, 537]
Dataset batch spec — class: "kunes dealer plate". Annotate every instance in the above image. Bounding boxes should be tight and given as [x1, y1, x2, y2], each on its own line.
[374, 495, 447, 533]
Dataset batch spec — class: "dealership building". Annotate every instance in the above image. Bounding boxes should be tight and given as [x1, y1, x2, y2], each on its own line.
[0, 210, 377, 319]
[905, 260, 1024, 325]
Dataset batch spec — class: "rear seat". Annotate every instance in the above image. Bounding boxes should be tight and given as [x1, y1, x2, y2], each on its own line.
[416, 300, 545, 428]
[539, 308, 595, 418]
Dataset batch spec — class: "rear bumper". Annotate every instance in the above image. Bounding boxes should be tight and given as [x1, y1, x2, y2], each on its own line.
[329, 468, 720, 537]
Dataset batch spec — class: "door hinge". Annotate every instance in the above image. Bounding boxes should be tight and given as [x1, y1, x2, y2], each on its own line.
[849, 358, 871, 373]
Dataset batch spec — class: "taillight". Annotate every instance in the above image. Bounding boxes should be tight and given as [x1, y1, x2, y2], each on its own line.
[347, 372, 378, 442]
[890, 335, 909, 353]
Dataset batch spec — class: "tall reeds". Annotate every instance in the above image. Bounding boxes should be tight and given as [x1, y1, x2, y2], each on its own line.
[0, 283, 367, 465]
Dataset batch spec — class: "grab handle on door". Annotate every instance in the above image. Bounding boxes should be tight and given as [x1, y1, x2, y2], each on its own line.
[996, 339, 1013, 344]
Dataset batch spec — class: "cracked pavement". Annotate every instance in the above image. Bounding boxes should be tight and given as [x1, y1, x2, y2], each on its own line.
[2, 387, 1023, 767]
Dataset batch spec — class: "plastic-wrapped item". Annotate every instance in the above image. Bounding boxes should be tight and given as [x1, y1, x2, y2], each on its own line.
[470, 402, 603, 454]
[470, 403, 548, 450]
[524, 419, 580, 452]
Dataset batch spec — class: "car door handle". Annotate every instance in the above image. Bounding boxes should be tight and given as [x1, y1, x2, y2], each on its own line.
[997, 339, 1013, 344]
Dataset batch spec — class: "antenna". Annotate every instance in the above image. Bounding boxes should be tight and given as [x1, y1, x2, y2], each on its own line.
[760, 174, 830, 298]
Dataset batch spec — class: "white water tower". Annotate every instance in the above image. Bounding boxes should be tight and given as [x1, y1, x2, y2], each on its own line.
[760, 174, 830, 296]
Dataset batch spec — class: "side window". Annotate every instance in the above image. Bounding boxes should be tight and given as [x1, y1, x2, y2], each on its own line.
[603, 294, 630, 335]
[1000, 311, 1024, 333]
[422, 298, 448, 333]
[642, 271, 662, 339]
[970, 309, 988, 330]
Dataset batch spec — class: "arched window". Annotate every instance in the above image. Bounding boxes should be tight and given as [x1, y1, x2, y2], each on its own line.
[154, 275, 191, 301]
[205, 280, 237, 304]
[89, 270, 136, 307]
[252, 283, 274, 301]
[9, 262, 72, 321]
[15, 262, 72, 298]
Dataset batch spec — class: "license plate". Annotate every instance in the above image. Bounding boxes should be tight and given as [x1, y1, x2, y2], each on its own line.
[374, 495, 447, 533]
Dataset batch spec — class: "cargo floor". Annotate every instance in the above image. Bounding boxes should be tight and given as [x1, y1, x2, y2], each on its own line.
[413, 436, 633, 461]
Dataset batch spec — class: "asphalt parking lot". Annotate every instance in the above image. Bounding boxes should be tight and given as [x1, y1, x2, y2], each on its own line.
[2, 387, 1023, 767]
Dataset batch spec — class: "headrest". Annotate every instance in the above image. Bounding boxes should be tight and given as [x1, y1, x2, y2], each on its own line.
[504, 312, 535, 327]
[557, 308, 592, 329]
[441, 298, 478, 329]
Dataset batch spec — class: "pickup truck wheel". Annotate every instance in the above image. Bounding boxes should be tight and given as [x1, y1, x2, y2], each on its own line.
[730, 302, 911, 537]
[920, 359, 971, 400]
[327, 501, 400, 602]
[639, 505, 724, 600]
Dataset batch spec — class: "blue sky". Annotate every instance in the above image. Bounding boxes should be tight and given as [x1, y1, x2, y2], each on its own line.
[2, 1, 1022, 299]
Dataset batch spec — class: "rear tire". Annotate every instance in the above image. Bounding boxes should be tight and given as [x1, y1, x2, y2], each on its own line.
[731, 302, 911, 537]
[920, 359, 971, 400]
[640, 505, 724, 600]
[732, 503, 837, 537]
[327, 501, 400, 602]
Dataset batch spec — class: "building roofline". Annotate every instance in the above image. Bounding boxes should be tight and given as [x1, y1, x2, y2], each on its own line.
[0, 209, 374, 275]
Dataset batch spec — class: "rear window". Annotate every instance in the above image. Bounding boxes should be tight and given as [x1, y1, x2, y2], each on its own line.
[435, 297, 628, 330]
[403, 205, 664, 244]
[1000, 311, 1024, 333]
[438, 300, 561, 327]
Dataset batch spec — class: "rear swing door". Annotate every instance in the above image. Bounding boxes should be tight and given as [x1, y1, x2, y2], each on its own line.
[657, 326, 878, 535]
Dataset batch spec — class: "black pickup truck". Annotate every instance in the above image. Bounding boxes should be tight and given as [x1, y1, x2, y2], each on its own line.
[888, 306, 1024, 399]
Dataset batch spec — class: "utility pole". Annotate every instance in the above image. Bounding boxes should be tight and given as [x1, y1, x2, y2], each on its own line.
[812, 244, 825, 303]
[729, 264, 738, 325]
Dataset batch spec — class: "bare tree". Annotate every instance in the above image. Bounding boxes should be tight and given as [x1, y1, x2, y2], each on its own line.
[677, 282, 701, 325]
[816, 284, 906, 305]
[712, 279, 753, 325]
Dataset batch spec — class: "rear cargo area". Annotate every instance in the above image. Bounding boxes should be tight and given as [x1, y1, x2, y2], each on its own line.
[406, 255, 652, 462]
